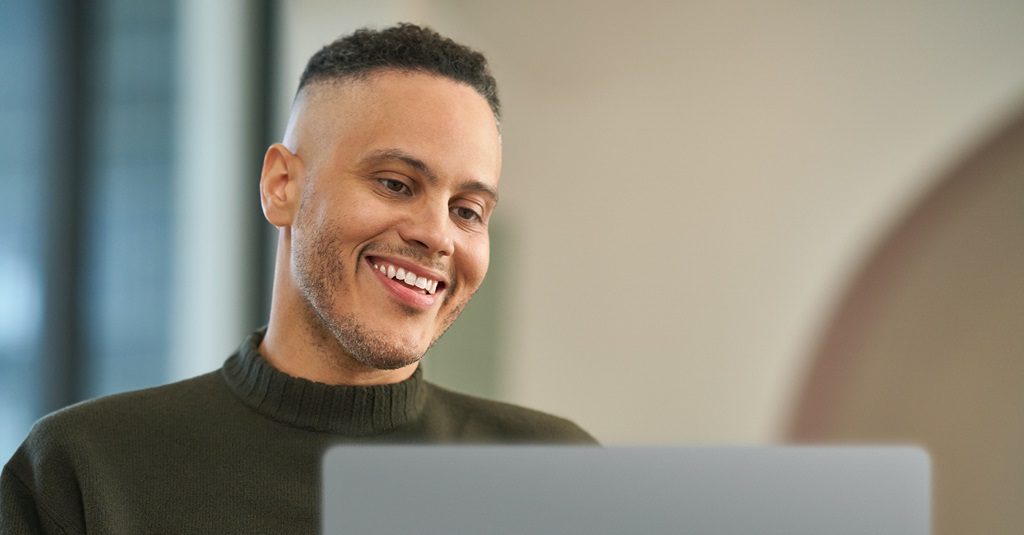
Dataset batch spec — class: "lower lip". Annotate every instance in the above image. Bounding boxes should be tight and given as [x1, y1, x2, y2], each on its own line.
[366, 258, 439, 310]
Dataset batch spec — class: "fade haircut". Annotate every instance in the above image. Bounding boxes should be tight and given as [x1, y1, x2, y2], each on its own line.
[298, 23, 500, 120]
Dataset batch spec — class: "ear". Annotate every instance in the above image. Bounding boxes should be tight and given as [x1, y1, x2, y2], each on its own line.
[260, 143, 303, 227]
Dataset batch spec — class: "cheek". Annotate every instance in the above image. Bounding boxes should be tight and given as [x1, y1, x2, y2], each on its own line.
[304, 197, 394, 256]
[333, 198, 401, 243]
[293, 220, 346, 289]
[459, 239, 490, 292]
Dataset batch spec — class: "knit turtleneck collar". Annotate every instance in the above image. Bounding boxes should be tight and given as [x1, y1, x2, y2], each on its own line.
[220, 330, 428, 436]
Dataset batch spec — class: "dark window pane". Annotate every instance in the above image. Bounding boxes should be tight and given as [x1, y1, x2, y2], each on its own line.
[82, 0, 176, 398]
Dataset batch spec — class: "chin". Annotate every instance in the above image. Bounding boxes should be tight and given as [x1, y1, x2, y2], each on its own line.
[327, 314, 431, 371]
[343, 337, 424, 371]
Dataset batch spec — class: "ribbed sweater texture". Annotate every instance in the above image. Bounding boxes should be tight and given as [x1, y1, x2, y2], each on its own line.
[0, 331, 595, 534]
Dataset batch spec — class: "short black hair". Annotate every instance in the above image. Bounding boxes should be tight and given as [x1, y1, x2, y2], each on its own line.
[299, 23, 500, 120]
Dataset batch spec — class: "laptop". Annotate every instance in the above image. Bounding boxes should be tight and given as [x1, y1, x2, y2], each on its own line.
[322, 446, 930, 534]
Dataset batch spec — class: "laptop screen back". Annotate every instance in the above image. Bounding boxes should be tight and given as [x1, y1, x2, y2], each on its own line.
[322, 446, 930, 534]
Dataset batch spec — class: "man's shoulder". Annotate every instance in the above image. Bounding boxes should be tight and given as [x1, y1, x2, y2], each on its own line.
[19, 371, 226, 455]
[46, 370, 221, 420]
[3, 372, 227, 517]
[423, 383, 598, 444]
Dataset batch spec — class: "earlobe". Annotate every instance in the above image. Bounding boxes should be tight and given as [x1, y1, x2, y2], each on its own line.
[260, 143, 302, 227]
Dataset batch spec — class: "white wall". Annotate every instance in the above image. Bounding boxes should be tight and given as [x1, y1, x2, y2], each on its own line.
[279, 0, 1024, 443]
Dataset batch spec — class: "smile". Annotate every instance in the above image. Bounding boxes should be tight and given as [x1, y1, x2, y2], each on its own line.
[370, 259, 442, 295]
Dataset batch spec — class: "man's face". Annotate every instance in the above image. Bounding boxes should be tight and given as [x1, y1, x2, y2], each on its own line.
[289, 71, 501, 370]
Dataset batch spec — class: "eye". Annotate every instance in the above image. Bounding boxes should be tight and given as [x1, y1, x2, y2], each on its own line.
[452, 205, 483, 223]
[378, 178, 411, 196]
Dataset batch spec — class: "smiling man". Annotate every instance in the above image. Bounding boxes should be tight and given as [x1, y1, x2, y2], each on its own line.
[0, 24, 594, 534]
[260, 63, 501, 386]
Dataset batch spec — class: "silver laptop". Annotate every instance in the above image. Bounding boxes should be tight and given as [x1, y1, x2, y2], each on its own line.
[322, 446, 930, 534]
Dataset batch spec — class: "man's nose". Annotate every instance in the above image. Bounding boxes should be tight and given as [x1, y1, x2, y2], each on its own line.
[397, 201, 455, 257]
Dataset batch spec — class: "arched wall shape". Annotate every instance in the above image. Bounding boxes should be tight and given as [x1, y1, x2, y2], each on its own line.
[788, 106, 1024, 534]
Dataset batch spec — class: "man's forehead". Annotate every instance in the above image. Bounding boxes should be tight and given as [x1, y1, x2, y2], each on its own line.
[287, 71, 501, 177]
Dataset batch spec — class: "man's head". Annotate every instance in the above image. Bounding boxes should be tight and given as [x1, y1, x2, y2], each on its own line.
[259, 24, 502, 380]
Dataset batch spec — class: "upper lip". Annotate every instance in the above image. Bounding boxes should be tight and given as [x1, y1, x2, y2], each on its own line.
[366, 255, 450, 287]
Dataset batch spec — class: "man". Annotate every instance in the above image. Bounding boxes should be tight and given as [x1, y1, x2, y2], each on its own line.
[1, 24, 595, 534]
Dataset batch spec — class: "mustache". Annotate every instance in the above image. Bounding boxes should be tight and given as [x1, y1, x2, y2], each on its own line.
[361, 242, 452, 280]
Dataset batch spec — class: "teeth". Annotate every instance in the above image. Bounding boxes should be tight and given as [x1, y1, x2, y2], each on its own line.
[373, 260, 441, 295]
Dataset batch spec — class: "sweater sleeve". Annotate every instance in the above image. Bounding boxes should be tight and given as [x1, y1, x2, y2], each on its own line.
[0, 466, 50, 535]
[1, 423, 84, 535]
[1, 463, 71, 535]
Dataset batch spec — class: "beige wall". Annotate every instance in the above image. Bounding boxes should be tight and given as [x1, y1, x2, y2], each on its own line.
[278, 0, 1024, 443]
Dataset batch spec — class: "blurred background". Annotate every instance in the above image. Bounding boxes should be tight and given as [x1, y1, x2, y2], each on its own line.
[1, 0, 1022, 532]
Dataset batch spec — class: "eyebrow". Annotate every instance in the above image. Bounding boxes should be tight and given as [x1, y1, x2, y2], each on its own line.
[361, 148, 499, 204]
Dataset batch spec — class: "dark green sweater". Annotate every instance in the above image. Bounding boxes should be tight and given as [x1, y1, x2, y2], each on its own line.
[0, 331, 595, 534]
